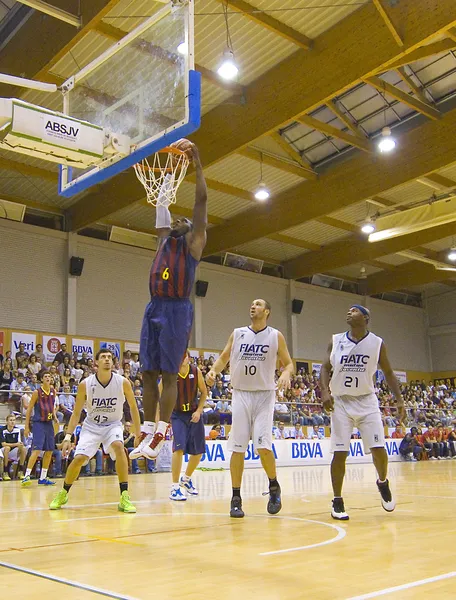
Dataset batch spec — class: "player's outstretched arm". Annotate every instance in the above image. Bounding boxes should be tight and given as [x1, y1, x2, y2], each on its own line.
[190, 144, 207, 258]
[206, 333, 233, 387]
[277, 332, 294, 391]
[24, 390, 38, 438]
[192, 367, 208, 423]
[378, 342, 405, 422]
[123, 379, 142, 443]
[320, 342, 334, 412]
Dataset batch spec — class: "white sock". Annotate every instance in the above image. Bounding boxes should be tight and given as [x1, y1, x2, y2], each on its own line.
[40, 468, 48, 480]
[25, 468, 32, 478]
[156, 420, 168, 436]
[143, 421, 156, 435]
[172, 482, 180, 489]
[182, 474, 190, 482]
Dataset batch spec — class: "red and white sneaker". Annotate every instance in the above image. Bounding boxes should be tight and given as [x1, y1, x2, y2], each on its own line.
[142, 431, 166, 459]
[130, 432, 153, 459]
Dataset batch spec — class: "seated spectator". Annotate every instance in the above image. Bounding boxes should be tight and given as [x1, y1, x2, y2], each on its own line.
[274, 399, 290, 423]
[0, 414, 27, 480]
[21, 386, 32, 418]
[54, 424, 76, 476]
[289, 422, 305, 439]
[392, 425, 405, 439]
[0, 359, 14, 394]
[73, 361, 84, 383]
[58, 356, 71, 377]
[27, 354, 41, 376]
[15, 343, 29, 368]
[211, 380, 225, 399]
[60, 367, 72, 390]
[130, 353, 140, 379]
[33, 344, 46, 367]
[47, 365, 61, 390]
[17, 358, 29, 378]
[28, 373, 40, 391]
[308, 424, 324, 440]
[435, 423, 450, 459]
[423, 427, 438, 459]
[447, 428, 456, 458]
[54, 343, 71, 365]
[9, 373, 27, 411]
[215, 395, 232, 425]
[274, 422, 286, 440]
[202, 397, 217, 425]
[58, 384, 75, 423]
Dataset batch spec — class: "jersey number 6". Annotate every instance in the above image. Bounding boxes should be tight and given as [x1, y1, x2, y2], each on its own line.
[162, 267, 170, 280]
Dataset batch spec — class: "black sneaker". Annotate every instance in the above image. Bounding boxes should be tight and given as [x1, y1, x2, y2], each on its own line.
[331, 497, 349, 520]
[376, 479, 396, 512]
[267, 483, 282, 515]
[230, 496, 244, 518]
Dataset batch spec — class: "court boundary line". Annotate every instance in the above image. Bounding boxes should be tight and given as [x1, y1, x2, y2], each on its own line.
[346, 571, 456, 599]
[0, 560, 140, 600]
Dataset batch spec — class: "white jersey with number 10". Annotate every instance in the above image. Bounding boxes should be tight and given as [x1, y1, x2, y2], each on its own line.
[330, 331, 383, 397]
[84, 372, 125, 427]
[230, 326, 278, 391]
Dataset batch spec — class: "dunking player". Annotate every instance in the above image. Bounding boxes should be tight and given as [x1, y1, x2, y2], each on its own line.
[169, 353, 207, 501]
[132, 141, 207, 461]
[49, 349, 141, 512]
[206, 299, 294, 518]
[320, 304, 406, 520]
[22, 372, 59, 486]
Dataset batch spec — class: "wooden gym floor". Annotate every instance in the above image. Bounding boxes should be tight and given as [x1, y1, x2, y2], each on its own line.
[0, 461, 455, 600]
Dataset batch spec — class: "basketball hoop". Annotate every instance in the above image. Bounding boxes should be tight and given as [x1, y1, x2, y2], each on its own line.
[133, 146, 190, 207]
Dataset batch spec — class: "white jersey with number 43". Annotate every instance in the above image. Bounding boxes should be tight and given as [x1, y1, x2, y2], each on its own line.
[84, 372, 125, 427]
[330, 331, 383, 397]
[230, 326, 279, 391]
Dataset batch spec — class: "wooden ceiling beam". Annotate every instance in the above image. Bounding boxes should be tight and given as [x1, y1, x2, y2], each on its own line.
[0, 157, 57, 182]
[366, 261, 456, 294]
[269, 132, 313, 168]
[396, 66, 429, 105]
[65, 0, 456, 230]
[416, 173, 456, 190]
[372, 0, 403, 47]
[238, 147, 317, 180]
[381, 38, 456, 71]
[297, 114, 373, 152]
[220, 0, 312, 49]
[203, 105, 456, 256]
[0, 193, 63, 215]
[285, 221, 456, 280]
[364, 75, 441, 120]
[326, 100, 366, 138]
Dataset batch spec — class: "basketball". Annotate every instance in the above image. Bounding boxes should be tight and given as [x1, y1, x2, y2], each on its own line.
[170, 138, 194, 160]
[209, 429, 219, 440]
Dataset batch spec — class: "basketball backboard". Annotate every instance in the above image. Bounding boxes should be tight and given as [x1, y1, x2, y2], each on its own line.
[57, 0, 200, 198]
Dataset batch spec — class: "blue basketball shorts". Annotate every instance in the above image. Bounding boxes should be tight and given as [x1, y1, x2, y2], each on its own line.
[140, 296, 194, 374]
[171, 411, 206, 456]
[32, 421, 55, 452]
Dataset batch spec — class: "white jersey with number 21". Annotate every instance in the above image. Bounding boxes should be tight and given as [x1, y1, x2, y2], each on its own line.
[230, 326, 278, 391]
[84, 373, 125, 427]
[330, 331, 382, 397]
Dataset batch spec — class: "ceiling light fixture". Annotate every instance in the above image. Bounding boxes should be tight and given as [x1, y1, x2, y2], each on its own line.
[217, 49, 239, 80]
[448, 247, 456, 262]
[254, 153, 270, 201]
[361, 218, 376, 235]
[378, 126, 396, 153]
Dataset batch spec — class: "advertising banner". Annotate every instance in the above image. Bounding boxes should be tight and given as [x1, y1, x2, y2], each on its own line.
[100, 342, 121, 360]
[125, 342, 140, 353]
[394, 370, 407, 384]
[183, 439, 401, 469]
[11, 332, 36, 355]
[204, 351, 219, 361]
[311, 363, 323, 377]
[72, 338, 94, 359]
[43, 335, 67, 363]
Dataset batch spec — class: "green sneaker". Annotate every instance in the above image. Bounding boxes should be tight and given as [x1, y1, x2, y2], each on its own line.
[21, 475, 32, 487]
[49, 489, 68, 510]
[118, 490, 136, 513]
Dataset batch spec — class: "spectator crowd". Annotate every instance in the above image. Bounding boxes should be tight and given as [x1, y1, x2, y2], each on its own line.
[1, 344, 455, 480]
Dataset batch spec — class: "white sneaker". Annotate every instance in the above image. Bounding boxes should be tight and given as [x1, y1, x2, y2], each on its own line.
[142, 431, 166, 459]
[430, 456, 437, 460]
[437, 456, 442, 460]
[170, 486, 187, 501]
[446, 456, 452, 460]
[180, 476, 199, 496]
[129, 432, 154, 459]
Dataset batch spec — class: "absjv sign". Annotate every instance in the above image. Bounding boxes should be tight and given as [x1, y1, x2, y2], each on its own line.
[72, 338, 94, 359]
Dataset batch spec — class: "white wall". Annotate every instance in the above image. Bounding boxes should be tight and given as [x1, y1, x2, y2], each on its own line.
[0, 220, 66, 333]
[197, 263, 288, 349]
[76, 238, 152, 340]
[425, 289, 456, 372]
[0, 220, 432, 372]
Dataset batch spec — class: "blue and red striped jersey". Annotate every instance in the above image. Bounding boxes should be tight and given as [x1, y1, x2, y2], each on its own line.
[32, 388, 56, 422]
[176, 364, 199, 412]
[149, 235, 198, 299]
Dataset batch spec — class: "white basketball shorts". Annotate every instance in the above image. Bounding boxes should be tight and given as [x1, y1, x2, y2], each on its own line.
[331, 393, 385, 454]
[74, 420, 123, 462]
[228, 389, 275, 453]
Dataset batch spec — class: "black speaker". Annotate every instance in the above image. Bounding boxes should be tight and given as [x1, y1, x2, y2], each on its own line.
[291, 299, 303, 314]
[195, 280, 209, 297]
[69, 256, 84, 276]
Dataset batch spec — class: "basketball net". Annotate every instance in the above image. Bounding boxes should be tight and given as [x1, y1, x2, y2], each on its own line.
[133, 147, 190, 207]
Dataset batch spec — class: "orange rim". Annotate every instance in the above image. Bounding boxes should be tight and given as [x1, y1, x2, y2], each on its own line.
[133, 146, 189, 174]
